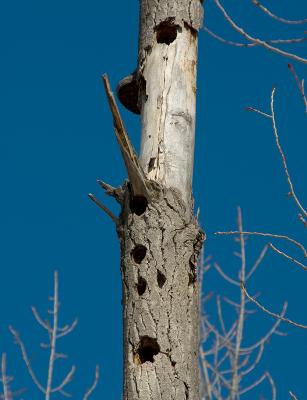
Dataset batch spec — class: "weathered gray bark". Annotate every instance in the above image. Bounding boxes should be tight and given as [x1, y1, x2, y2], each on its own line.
[108, 1, 204, 399]
[117, 183, 204, 400]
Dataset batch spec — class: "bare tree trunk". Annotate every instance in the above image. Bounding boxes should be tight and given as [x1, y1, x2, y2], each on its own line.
[114, 1, 204, 399]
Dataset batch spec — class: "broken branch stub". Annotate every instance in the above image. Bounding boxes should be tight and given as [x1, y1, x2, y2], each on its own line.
[102, 74, 150, 200]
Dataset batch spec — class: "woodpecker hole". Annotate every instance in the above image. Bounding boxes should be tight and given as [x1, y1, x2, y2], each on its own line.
[156, 20, 179, 45]
[157, 270, 166, 288]
[131, 245, 147, 264]
[135, 336, 160, 364]
[130, 195, 148, 216]
[137, 276, 147, 296]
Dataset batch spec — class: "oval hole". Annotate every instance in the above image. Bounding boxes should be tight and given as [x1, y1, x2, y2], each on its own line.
[131, 245, 147, 264]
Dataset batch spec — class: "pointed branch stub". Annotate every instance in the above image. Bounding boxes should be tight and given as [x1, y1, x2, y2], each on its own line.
[102, 74, 150, 200]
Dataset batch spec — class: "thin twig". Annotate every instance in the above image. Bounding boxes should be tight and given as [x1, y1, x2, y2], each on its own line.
[213, 262, 240, 286]
[199, 350, 213, 400]
[88, 193, 119, 225]
[9, 326, 45, 393]
[266, 372, 277, 400]
[222, 296, 256, 315]
[240, 343, 264, 377]
[289, 391, 299, 400]
[97, 180, 123, 203]
[204, 26, 307, 47]
[251, 1, 307, 25]
[215, 231, 307, 258]
[270, 87, 307, 218]
[1, 354, 10, 400]
[31, 307, 52, 333]
[213, 0, 307, 64]
[57, 319, 78, 339]
[288, 64, 307, 113]
[230, 207, 246, 399]
[83, 365, 100, 400]
[241, 303, 287, 353]
[51, 366, 76, 394]
[238, 373, 266, 395]
[246, 106, 272, 119]
[246, 244, 269, 280]
[242, 282, 307, 329]
[269, 243, 307, 271]
[46, 271, 59, 400]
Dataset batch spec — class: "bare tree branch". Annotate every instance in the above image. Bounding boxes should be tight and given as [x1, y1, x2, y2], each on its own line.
[269, 243, 307, 271]
[1, 354, 11, 400]
[10, 271, 83, 399]
[88, 193, 119, 225]
[266, 372, 277, 400]
[242, 282, 307, 329]
[246, 244, 269, 280]
[9, 326, 45, 393]
[238, 372, 266, 395]
[213, 0, 307, 64]
[83, 365, 100, 400]
[204, 26, 307, 47]
[270, 87, 307, 219]
[230, 208, 246, 399]
[288, 64, 307, 113]
[215, 231, 307, 258]
[251, 1, 307, 25]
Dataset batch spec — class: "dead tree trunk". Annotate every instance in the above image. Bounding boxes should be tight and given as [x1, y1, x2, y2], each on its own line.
[95, 1, 204, 399]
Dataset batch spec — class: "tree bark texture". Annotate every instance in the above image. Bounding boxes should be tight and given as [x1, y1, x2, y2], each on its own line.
[113, 1, 204, 399]
[118, 184, 204, 400]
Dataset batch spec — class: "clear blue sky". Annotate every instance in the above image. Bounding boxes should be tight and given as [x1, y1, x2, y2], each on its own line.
[0, 0, 306, 398]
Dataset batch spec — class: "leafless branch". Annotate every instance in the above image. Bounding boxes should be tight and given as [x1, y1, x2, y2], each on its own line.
[266, 372, 277, 400]
[204, 26, 307, 48]
[269, 243, 307, 271]
[270, 87, 307, 219]
[88, 193, 119, 225]
[213, 0, 307, 64]
[57, 319, 78, 339]
[31, 307, 52, 333]
[242, 282, 307, 329]
[51, 366, 76, 394]
[230, 208, 246, 399]
[289, 391, 299, 400]
[241, 303, 287, 353]
[9, 326, 45, 393]
[215, 231, 307, 258]
[83, 365, 100, 400]
[238, 372, 266, 395]
[251, 1, 307, 25]
[246, 244, 269, 280]
[1, 354, 11, 400]
[288, 64, 307, 113]
[10, 271, 81, 398]
[246, 106, 272, 119]
[213, 262, 240, 286]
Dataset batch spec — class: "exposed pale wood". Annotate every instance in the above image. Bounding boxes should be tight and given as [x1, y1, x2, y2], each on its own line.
[139, 25, 198, 206]
[110, 2, 205, 399]
[137, 1, 203, 207]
